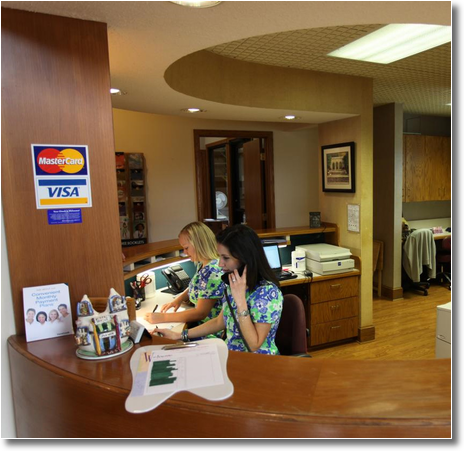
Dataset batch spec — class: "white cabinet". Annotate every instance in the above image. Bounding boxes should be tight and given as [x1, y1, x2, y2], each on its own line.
[436, 302, 451, 358]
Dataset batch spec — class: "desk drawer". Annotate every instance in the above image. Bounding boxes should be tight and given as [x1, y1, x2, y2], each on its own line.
[310, 276, 358, 304]
[310, 317, 358, 346]
[310, 296, 358, 325]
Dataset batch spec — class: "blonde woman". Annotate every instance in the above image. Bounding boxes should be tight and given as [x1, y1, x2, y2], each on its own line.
[144, 222, 224, 332]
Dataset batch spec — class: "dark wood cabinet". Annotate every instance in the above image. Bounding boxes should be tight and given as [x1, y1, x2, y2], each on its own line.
[281, 274, 359, 349]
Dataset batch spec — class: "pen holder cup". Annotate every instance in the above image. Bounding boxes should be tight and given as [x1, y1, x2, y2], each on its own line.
[132, 286, 145, 302]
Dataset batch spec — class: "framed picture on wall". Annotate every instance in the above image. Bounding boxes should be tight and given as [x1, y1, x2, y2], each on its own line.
[321, 142, 355, 193]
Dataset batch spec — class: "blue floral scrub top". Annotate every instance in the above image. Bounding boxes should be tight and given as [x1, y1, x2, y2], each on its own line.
[188, 260, 224, 333]
[222, 280, 283, 355]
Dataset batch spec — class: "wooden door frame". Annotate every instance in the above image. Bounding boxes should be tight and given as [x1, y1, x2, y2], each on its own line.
[194, 130, 275, 229]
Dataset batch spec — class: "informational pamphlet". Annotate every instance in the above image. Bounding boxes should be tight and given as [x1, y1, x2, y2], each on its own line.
[132, 343, 224, 397]
[125, 339, 234, 413]
[23, 283, 73, 342]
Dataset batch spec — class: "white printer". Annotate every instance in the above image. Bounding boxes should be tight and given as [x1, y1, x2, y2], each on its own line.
[295, 243, 354, 275]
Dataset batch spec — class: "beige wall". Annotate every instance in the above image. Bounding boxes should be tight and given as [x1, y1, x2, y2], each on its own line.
[319, 113, 374, 329]
[112, 109, 320, 240]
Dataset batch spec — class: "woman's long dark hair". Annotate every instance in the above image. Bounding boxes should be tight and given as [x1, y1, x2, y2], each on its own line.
[216, 224, 279, 291]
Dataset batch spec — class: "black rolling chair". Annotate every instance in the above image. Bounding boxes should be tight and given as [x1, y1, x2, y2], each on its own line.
[436, 235, 451, 290]
[275, 294, 311, 357]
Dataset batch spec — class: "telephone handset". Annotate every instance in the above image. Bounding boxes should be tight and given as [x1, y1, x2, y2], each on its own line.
[221, 266, 245, 286]
[161, 264, 191, 294]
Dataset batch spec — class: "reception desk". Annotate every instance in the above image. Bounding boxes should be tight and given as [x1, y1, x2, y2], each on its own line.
[8, 334, 451, 438]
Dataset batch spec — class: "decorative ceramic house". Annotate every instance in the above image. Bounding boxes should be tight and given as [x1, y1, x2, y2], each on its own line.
[75, 288, 132, 359]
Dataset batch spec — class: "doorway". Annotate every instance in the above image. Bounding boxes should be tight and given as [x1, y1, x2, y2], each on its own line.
[194, 130, 275, 230]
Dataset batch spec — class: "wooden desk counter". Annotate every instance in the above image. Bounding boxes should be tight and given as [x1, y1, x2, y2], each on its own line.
[8, 335, 451, 438]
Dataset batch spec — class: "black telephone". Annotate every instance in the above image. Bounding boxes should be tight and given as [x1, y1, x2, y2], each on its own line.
[161, 264, 191, 294]
[221, 266, 245, 285]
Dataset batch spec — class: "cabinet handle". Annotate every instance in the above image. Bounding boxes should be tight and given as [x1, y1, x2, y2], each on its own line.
[330, 305, 340, 309]
[331, 325, 341, 329]
[330, 284, 341, 289]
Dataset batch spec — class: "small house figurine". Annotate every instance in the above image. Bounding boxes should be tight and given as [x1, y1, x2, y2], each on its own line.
[74, 288, 133, 359]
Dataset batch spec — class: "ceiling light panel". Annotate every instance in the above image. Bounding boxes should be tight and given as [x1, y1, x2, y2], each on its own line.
[328, 24, 451, 64]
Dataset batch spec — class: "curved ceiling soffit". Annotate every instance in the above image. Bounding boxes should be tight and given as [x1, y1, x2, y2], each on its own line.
[164, 20, 450, 117]
[164, 49, 371, 116]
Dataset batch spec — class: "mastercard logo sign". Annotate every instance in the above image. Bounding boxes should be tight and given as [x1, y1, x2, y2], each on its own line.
[36, 147, 85, 174]
[32, 144, 92, 209]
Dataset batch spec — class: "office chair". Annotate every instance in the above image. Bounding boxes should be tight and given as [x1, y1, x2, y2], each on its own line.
[275, 294, 311, 357]
[435, 236, 451, 290]
[402, 229, 436, 296]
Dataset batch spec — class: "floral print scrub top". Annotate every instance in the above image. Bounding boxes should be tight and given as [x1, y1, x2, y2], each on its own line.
[222, 280, 283, 354]
[188, 259, 224, 329]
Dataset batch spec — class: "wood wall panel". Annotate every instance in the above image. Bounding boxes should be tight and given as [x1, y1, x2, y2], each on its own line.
[403, 135, 451, 202]
[1, 8, 124, 334]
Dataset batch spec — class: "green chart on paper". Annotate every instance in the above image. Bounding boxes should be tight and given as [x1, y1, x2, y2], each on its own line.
[149, 360, 177, 386]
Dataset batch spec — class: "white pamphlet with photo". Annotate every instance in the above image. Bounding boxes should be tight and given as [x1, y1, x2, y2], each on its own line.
[23, 283, 73, 342]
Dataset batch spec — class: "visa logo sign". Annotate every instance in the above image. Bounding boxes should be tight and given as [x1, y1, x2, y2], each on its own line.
[48, 187, 81, 197]
[37, 178, 91, 208]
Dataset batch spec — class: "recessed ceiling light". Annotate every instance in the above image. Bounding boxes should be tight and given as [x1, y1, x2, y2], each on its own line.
[328, 24, 451, 64]
[170, 1, 221, 8]
[110, 88, 126, 95]
[282, 115, 301, 120]
[446, 103, 451, 106]
[181, 108, 207, 113]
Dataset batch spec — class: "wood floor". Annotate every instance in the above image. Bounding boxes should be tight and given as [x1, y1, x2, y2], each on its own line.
[309, 283, 451, 360]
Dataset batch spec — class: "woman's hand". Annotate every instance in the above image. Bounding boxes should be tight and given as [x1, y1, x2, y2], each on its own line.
[153, 328, 181, 341]
[143, 312, 164, 324]
[160, 297, 183, 313]
[229, 266, 248, 312]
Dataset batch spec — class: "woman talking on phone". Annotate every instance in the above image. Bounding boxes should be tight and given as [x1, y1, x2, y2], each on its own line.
[144, 222, 224, 331]
[157, 224, 283, 354]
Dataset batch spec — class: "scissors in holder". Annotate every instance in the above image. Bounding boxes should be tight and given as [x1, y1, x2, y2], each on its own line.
[139, 274, 153, 288]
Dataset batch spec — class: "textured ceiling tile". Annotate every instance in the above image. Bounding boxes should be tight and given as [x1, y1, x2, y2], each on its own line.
[207, 25, 451, 116]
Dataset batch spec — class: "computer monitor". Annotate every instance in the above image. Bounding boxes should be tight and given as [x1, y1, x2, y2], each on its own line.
[263, 244, 282, 271]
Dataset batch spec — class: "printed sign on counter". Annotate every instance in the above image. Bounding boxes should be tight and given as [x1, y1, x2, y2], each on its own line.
[23, 283, 74, 342]
[31, 144, 92, 209]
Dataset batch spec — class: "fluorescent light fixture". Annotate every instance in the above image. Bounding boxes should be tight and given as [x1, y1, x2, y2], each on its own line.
[170, 1, 221, 8]
[446, 103, 451, 106]
[328, 24, 451, 64]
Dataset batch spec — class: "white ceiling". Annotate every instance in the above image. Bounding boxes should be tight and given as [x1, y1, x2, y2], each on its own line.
[2, 1, 452, 125]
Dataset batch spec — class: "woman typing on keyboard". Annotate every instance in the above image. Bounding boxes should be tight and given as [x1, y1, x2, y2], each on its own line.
[157, 224, 283, 354]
